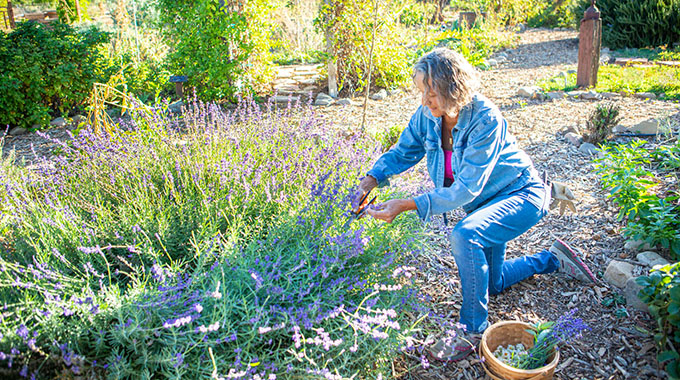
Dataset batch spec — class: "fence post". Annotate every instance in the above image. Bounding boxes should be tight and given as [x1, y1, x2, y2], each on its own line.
[576, 0, 601, 88]
[459, 11, 476, 29]
[74, 0, 82, 22]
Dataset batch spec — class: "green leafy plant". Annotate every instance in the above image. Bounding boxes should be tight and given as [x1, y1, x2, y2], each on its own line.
[57, 0, 90, 23]
[584, 102, 621, 144]
[637, 262, 680, 380]
[595, 139, 680, 258]
[156, 0, 277, 101]
[374, 123, 403, 152]
[0, 21, 110, 129]
[573, 0, 680, 49]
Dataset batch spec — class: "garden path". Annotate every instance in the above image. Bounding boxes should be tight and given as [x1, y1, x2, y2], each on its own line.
[316, 28, 679, 380]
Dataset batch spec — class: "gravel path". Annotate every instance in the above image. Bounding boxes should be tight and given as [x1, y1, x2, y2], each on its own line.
[316, 28, 678, 380]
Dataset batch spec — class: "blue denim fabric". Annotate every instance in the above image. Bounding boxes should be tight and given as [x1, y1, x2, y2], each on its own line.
[367, 93, 540, 221]
[366, 93, 558, 333]
[450, 179, 558, 333]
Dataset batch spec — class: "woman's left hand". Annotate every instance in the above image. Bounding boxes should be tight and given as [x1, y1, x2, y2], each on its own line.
[367, 199, 417, 223]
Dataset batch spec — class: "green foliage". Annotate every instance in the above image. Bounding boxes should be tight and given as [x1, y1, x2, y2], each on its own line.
[636, 262, 680, 380]
[573, 0, 680, 49]
[156, 0, 277, 101]
[57, 0, 90, 23]
[450, 0, 582, 28]
[595, 139, 680, 259]
[374, 124, 404, 152]
[538, 65, 680, 99]
[0, 21, 110, 129]
[317, 0, 413, 94]
[612, 46, 680, 62]
[413, 24, 517, 68]
[399, 2, 433, 27]
[584, 102, 621, 144]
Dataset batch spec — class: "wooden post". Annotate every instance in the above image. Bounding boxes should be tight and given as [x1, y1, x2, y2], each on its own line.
[459, 11, 476, 29]
[576, 0, 601, 88]
[74, 0, 82, 22]
[7, 0, 15, 29]
[325, 0, 337, 98]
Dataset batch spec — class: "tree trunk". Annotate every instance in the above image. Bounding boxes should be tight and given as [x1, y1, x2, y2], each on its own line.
[74, 0, 81, 22]
[7, 0, 15, 29]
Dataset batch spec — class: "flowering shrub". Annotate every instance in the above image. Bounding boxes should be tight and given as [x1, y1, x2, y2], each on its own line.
[0, 96, 429, 378]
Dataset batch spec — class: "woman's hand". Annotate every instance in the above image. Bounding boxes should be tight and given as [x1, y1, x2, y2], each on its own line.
[367, 199, 417, 223]
[352, 175, 378, 212]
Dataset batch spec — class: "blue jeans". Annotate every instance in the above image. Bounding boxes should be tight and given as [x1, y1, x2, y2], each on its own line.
[449, 182, 559, 333]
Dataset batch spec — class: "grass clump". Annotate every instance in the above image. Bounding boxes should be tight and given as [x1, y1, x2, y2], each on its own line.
[584, 102, 622, 144]
[538, 64, 680, 99]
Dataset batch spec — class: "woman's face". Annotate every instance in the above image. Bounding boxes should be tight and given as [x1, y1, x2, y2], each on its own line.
[414, 71, 445, 118]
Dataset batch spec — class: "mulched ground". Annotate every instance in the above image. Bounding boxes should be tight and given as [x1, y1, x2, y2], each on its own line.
[3, 27, 678, 380]
[313, 28, 678, 380]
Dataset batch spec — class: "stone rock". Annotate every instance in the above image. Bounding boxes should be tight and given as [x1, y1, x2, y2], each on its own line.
[634, 92, 656, 100]
[336, 98, 355, 106]
[600, 54, 611, 64]
[546, 91, 566, 100]
[636, 251, 670, 268]
[169, 100, 184, 113]
[624, 239, 652, 251]
[604, 260, 635, 288]
[581, 91, 600, 100]
[567, 69, 577, 74]
[496, 55, 507, 63]
[50, 117, 66, 127]
[517, 86, 540, 98]
[71, 115, 86, 125]
[9, 126, 28, 136]
[387, 88, 402, 96]
[315, 93, 334, 106]
[516, 23, 526, 32]
[629, 120, 660, 135]
[272, 95, 300, 103]
[566, 90, 585, 99]
[579, 142, 600, 155]
[624, 277, 649, 312]
[565, 132, 583, 146]
[601, 47, 610, 54]
[612, 124, 630, 134]
[486, 59, 498, 67]
[370, 89, 388, 101]
[299, 78, 318, 85]
[600, 92, 618, 99]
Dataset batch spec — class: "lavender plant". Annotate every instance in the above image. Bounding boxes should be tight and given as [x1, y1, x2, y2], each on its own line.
[513, 309, 589, 370]
[0, 95, 430, 378]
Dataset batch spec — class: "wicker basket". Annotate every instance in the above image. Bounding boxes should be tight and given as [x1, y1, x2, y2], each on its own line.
[480, 321, 560, 380]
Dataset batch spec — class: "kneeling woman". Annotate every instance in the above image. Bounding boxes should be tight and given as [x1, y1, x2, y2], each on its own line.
[356, 48, 597, 360]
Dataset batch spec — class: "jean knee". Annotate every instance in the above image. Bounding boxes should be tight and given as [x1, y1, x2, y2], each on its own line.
[488, 284, 502, 296]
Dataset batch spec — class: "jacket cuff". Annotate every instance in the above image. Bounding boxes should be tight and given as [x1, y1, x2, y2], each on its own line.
[413, 194, 431, 222]
[366, 170, 390, 188]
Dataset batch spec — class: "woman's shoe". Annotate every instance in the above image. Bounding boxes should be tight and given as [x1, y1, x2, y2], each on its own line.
[550, 238, 598, 284]
[427, 326, 480, 362]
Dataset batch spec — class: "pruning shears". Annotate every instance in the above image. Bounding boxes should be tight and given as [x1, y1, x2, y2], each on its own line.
[348, 189, 377, 224]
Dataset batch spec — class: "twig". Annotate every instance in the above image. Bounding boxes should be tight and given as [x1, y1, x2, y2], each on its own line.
[360, 0, 380, 133]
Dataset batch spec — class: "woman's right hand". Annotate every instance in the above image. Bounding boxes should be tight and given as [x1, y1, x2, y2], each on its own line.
[352, 175, 378, 213]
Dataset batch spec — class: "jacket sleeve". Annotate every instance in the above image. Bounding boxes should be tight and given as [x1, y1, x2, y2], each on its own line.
[367, 109, 426, 187]
[413, 109, 506, 221]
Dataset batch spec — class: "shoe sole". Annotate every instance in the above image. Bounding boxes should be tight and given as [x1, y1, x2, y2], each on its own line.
[553, 238, 598, 284]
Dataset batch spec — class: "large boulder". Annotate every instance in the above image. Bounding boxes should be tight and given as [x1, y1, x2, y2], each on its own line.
[315, 93, 334, 106]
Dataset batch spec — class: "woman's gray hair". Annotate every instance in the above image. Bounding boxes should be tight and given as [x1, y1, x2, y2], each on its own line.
[413, 48, 480, 115]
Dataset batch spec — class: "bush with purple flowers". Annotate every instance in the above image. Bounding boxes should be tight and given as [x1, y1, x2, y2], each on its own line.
[0, 96, 430, 378]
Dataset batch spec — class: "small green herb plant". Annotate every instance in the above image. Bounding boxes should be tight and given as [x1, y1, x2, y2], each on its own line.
[584, 102, 622, 144]
[637, 262, 680, 380]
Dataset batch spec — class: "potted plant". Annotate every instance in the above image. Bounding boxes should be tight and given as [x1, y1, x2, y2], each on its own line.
[480, 309, 589, 380]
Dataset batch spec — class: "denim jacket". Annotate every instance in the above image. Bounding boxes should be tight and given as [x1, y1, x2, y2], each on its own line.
[367, 93, 544, 222]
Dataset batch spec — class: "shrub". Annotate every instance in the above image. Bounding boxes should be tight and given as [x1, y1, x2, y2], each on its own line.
[0, 97, 430, 378]
[584, 102, 621, 144]
[0, 21, 110, 129]
[595, 139, 680, 258]
[573, 0, 680, 49]
[636, 262, 680, 379]
[156, 0, 277, 101]
[374, 124, 404, 152]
